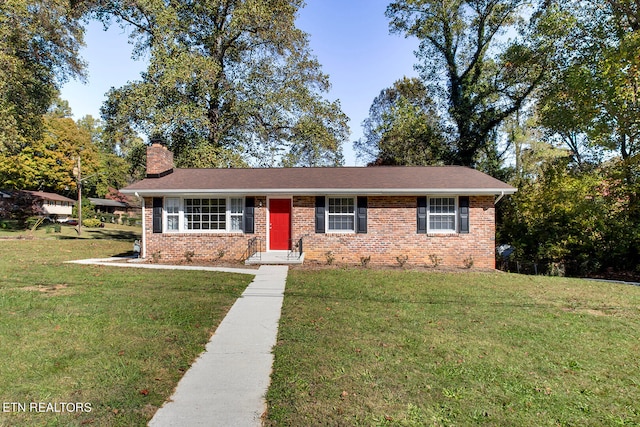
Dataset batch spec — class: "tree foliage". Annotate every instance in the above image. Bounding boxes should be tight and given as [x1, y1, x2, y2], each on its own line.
[385, 0, 556, 169]
[537, 0, 640, 164]
[499, 158, 640, 275]
[91, 0, 349, 167]
[0, 111, 99, 193]
[355, 77, 449, 165]
[0, 0, 85, 151]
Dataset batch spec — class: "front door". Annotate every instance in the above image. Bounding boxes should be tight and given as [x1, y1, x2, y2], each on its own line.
[269, 199, 291, 250]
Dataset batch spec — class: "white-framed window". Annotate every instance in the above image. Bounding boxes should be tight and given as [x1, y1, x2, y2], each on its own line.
[165, 197, 180, 231]
[327, 197, 355, 232]
[428, 197, 457, 233]
[164, 197, 244, 233]
[230, 198, 244, 231]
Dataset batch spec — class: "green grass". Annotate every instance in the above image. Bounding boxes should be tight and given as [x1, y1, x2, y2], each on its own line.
[0, 222, 140, 242]
[266, 270, 640, 426]
[0, 239, 252, 426]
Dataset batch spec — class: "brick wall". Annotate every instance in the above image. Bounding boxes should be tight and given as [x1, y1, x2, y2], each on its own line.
[143, 196, 267, 263]
[142, 195, 496, 268]
[146, 143, 174, 176]
[293, 195, 495, 269]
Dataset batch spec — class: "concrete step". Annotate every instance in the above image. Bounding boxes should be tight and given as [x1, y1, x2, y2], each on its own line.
[245, 251, 304, 265]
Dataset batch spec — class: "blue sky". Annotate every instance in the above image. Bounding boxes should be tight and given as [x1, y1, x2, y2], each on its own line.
[60, 0, 420, 166]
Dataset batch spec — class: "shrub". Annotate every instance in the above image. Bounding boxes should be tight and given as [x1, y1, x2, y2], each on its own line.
[325, 251, 335, 265]
[429, 254, 442, 268]
[82, 218, 102, 228]
[360, 255, 371, 268]
[25, 216, 42, 230]
[396, 255, 409, 267]
[0, 220, 20, 230]
[463, 255, 474, 269]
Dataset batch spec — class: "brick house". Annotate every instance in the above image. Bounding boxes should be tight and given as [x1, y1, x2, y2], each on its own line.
[120, 143, 516, 268]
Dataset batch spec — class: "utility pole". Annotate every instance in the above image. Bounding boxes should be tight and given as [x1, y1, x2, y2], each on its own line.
[73, 156, 82, 236]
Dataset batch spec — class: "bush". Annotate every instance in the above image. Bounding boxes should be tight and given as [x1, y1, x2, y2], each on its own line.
[25, 216, 43, 230]
[82, 218, 102, 228]
[99, 213, 116, 224]
[0, 220, 20, 230]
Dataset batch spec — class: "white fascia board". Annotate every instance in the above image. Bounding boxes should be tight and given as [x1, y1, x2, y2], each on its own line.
[122, 187, 517, 197]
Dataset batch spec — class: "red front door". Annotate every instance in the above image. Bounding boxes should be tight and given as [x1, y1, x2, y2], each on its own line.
[269, 199, 291, 250]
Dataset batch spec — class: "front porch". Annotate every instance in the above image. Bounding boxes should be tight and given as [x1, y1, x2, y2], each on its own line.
[244, 237, 305, 265]
[245, 251, 305, 265]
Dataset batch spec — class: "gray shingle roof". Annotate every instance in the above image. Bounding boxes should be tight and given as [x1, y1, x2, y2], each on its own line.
[121, 166, 516, 196]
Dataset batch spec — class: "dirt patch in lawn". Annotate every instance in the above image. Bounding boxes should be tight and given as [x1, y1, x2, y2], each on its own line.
[22, 284, 72, 296]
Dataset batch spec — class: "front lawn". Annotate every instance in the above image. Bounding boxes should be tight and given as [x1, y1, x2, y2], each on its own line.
[266, 269, 640, 426]
[0, 221, 140, 241]
[0, 239, 251, 426]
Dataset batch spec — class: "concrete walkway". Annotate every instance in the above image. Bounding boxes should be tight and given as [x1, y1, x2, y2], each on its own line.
[67, 258, 288, 426]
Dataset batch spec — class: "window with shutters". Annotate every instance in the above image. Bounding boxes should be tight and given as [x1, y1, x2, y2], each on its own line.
[428, 197, 457, 233]
[327, 197, 355, 232]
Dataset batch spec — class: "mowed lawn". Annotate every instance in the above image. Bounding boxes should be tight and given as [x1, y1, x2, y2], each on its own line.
[0, 238, 251, 426]
[267, 269, 640, 426]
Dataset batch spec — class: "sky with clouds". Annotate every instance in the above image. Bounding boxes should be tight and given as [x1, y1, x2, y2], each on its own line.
[60, 0, 421, 165]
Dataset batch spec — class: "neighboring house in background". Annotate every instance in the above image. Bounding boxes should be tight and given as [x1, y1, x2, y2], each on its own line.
[88, 197, 141, 217]
[23, 191, 75, 220]
[0, 190, 75, 221]
[120, 143, 517, 268]
[89, 197, 128, 215]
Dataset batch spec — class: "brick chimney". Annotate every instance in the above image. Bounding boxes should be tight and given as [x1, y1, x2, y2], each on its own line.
[146, 138, 174, 178]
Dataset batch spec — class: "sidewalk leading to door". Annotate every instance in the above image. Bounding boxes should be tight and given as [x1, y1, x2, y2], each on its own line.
[148, 264, 289, 427]
[66, 258, 288, 426]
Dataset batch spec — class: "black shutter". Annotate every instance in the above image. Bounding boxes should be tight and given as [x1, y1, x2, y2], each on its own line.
[152, 197, 163, 233]
[315, 196, 325, 233]
[459, 196, 470, 234]
[244, 197, 255, 234]
[417, 196, 427, 234]
[356, 196, 367, 234]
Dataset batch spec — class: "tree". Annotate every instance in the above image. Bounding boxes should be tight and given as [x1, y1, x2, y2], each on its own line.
[0, 112, 99, 193]
[355, 77, 449, 166]
[536, 0, 640, 164]
[0, 0, 85, 152]
[91, 0, 349, 167]
[386, 0, 555, 169]
[75, 115, 132, 196]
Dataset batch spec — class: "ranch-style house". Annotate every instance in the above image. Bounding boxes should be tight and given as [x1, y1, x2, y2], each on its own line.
[120, 142, 516, 268]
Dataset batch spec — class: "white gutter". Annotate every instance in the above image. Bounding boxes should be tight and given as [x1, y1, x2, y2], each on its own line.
[122, 187, 518, 197]
[136, 192, 146, 259]
[495, 190, 506, 205]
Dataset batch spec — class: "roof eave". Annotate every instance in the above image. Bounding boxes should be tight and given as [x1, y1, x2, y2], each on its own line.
[121, 188, 517, 197]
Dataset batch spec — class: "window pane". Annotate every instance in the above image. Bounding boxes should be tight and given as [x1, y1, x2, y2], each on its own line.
[185, 198, 226, 230]
[167, 216, 179, 231]
[429, 215, 455, 230]
[327, 197, 355, 231]
[428, 197, 456, 231]
[231, 198, 243, 214]
[165, 198, 179, 214]
[329, 198, 354, 214]
[429, 197, 455, 214]
[329, 215, 354, 230]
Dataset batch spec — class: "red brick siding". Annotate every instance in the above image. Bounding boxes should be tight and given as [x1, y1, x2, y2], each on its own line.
[142, 195, 496, 268]
[293, 196, 495, 269]
[143, 196, 267, 263]
[146, 144, 174, 176]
